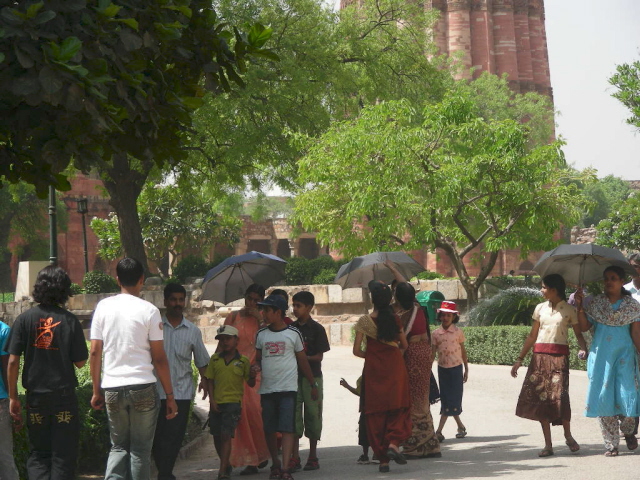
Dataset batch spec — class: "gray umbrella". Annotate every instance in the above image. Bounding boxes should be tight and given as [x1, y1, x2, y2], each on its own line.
[335, 251, 425, 289]
[200, 251, 287, 304]
[532, 243, 635, 285]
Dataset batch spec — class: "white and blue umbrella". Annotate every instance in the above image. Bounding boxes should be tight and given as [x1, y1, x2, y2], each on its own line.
[200, 251, 287, 304]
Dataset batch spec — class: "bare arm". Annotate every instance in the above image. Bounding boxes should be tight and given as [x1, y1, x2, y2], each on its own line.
[572, 324, 588, 354]
[384, 257, 407, 283]
[89, 340, 104, 410]
[511, 321, 540, 378]
[7, 354, 21, 423]
[353, 331, 366, 359]
[150, 340, 178, 419]
[197, 366, 209, 400]
[632, 322, 640, 353]
[461, 343, 469, 382]
[295, 350, 318, 400]
[74, 359, 87, 368]
[0, 354, 8, 398]
[574, 289, 591, 332]
[339, 378, 359, 396]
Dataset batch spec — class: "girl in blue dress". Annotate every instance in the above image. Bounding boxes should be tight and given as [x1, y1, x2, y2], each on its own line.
[575, 265, 640, 456]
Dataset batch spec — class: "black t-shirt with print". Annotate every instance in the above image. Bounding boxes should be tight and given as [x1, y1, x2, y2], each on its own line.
[8, 304, 88, 393]
[291, 318, 330, 378]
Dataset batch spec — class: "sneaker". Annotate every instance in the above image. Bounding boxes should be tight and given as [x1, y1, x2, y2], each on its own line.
[356, 454, 370, 465]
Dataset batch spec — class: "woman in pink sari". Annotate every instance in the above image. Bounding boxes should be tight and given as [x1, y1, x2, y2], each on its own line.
[223, 284, 270, 474]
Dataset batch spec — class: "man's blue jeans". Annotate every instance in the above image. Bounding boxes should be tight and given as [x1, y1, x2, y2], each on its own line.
[104, 383, 160, 480]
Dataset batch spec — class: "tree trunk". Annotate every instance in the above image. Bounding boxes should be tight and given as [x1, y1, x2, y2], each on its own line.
[101, 155, 153, 276]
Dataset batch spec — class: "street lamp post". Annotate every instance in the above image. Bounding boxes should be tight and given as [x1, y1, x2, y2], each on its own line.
[49, 186, 57, 266]
[77, 198, 89, 274]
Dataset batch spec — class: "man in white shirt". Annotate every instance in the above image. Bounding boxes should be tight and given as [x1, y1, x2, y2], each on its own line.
[90, 258, 177, 480]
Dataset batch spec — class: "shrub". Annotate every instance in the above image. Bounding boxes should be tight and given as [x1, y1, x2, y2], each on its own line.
[173, 255, 209, 282]
[415, 270, 445, 280]
[82, 271, 119, 294]
[462, 326, 588, 371]
[285, 256, 343, 285]
[70, 283, 84, 295]
[468, 287, 542, 326]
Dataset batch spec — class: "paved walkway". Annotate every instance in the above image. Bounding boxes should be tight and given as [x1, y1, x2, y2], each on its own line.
[173, 345, 638, 480]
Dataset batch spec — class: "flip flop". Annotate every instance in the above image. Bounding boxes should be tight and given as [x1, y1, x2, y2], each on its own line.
[604, 448, 619, 457]
[565, 437, 580, 452]
[538, 447, 554, 458]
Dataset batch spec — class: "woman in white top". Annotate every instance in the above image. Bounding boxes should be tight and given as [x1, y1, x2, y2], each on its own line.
[511, 274, 588, 457]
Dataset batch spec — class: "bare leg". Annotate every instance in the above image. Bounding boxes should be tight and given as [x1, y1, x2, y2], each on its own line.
[308, 439, 318, 460]
[436, 415, 448, 436]
[265, 432, 281, 469]
[219, 434, 232, 476]
[540, 420, 552, 449]
[292, 436, 300, 463]
[453, 415, 465, 430]
[281, 433, 295, 473]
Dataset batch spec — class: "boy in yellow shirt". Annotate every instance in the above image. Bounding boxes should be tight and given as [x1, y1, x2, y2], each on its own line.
[206, 325, 256, 480]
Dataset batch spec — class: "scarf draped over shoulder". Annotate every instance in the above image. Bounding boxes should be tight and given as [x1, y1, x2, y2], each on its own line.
[585, 294, 640, 326]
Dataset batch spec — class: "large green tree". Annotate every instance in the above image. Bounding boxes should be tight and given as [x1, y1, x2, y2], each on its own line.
[0, 0, 273, 271]
[580, 175, 630, 227]
[596, 193, 640, 252]
[293, 90, 593, 304]
[178, 0, 451, 190]
[610, 59, 640, 130]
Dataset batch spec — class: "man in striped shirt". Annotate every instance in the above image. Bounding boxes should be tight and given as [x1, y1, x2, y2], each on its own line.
[152, 283, 210, 480]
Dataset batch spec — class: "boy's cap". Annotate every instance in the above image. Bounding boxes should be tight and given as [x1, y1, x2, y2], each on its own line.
[258, 294, 288, 312]
[215, 325, 239, 339]
[437, 300, 459, 314]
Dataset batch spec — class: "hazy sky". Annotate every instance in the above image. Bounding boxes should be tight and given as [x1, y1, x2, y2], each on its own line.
[545, 0, 640, 180]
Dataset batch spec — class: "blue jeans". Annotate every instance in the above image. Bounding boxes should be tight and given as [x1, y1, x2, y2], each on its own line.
[104, 383, 160, 480]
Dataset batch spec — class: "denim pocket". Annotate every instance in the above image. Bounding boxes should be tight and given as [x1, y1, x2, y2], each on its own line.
[105, 391, 120, 413]
[130, 385, 157, 412]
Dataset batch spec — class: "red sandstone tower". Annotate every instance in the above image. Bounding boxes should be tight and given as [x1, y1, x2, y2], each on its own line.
[427, 0, 552, 96]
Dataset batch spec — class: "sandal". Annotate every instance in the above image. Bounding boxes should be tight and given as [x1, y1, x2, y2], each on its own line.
[565, 437, 580, 452]
[436, 432, 445, 443]
[538, 447, 554, 457]
[268, 466, 281, 480]
[303, 458, 319, 471]
[288, 458, 301, 472]
[386, 448, 407, 465]
[455, 427, 467, 439]
[625, 434, 638, 450]
[280, 472, 294, 480]
[604, 448, 619, 457]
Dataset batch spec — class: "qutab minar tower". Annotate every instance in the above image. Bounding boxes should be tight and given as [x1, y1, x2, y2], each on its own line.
[340, 0, 553, 99]
[428, 0, 552, 97]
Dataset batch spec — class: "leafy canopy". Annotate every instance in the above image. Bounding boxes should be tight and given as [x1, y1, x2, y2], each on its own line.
[293, 84, 594, 303]
[596, 192, 640, 252]
[610, 60, 640, 130]
[0, 0, 274, 195]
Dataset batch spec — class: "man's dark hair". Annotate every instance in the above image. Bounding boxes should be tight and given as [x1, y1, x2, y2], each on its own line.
[292, 291, 315, 307]
[116, 257, 144, 287]
[270, 288, 289, 302]
[32, 266, 72, 306]
[164, 283, 186, 300]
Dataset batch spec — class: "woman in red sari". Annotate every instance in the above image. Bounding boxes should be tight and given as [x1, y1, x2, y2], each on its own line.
[222, 284, 270, 474]
[353, 280, 411, 473]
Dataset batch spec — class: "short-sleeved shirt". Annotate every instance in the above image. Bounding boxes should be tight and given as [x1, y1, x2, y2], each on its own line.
[7, 305, 88, 393]
[431, 325, 465, 368]
[90, 293, 163, 388]
[205, 352, 250, 404]
[533, 300, 578, 346]
[291, 318, 330, 378]
[0, 321, 11, 398]
[255, 325, 304, 394]
[155, 316, 211, 400]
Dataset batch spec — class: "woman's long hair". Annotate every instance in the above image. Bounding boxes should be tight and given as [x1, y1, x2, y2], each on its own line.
[395, 282, 415, 310]
[368, 280, 399, 342]
[603, 265, 631, 296]
[542, 274, 567, 301]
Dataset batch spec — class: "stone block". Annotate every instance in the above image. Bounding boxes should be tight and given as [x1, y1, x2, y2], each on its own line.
[436, 280, 459, 301]
[329, 324, 342, 345]
[327, 285, 342, 304]
[417, 280, 438, 292]
[309, 285, 329, 305]
[15, 261, 50, 300]
[341, 323, 355, 345]
[342, 288, 364, 303]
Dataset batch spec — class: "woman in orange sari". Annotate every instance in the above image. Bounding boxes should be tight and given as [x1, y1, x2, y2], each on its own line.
[223, 284, 270, 474]
[353, 280, 411, 474]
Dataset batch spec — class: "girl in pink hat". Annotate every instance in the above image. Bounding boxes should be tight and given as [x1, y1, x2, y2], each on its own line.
[432, 301, 469, 442]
